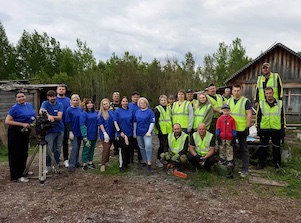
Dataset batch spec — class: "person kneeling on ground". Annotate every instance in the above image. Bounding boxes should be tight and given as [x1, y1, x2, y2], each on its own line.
[160, 123, 189, 169]
[188, 123, 216, 170]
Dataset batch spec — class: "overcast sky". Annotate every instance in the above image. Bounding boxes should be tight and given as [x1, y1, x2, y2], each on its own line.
[1, 0, 300, 65]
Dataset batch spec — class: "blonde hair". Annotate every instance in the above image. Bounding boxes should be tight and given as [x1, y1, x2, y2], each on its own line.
[194, 92, 208, 110]
[159, 94, 167, 101]
[99, 98, 110, 120]
[70, 94, 81, 107]
[137, 97, 149, 108]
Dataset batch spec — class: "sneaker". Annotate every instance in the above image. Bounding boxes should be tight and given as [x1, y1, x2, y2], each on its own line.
[147, 165, 153, 173]
[100, 165, 106, 172]
[88, 163, 96, 169]
[64, 160, 69, 168]
[82, 165, 89, 171]
[119, 167, 125, 173]
[218, 159, 226, 165]
[156, 160, 163, 168]
[18, 177, 29, 183]
[240, 171, 249, 178]
[227, 161, 234, 167]
[45, 166, 51, 174]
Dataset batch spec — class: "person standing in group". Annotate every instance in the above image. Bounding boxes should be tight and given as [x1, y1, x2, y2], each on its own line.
[186, 89, 197, 108]
[5, 91, 36, 182]
[172, 90, 193, 134]
[216, 104, 236, 167]
[110, 91, 121, 156]
[134, 97, 155, 173]
[254, 62, 283, 107]
[56, 84, 70, 168]
[65, 94, 82, 172]
[168, 95, 175, 109]
[98, 98, 115, 172]
[227, 85, 252, 177]
[110, 91, 121, 111]
[114, 96, 134, 172]
[256, 87, 286, 169]
[40, 90, 64, 172]
[222, 88, 232, 101]
[80, 99, 98, 171]
[193, 92, 213, 132]
[128, 91, 142, 162]
[206, 83, 225, 135]
[188, 123, 216, 171]
[154, 95, 173, 168]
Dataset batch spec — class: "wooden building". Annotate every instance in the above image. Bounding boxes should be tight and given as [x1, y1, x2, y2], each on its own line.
[0, 80, 60, 123]
[224, 43, 301, 123]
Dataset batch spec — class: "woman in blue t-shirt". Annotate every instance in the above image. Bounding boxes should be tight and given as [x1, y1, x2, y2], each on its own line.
[114, 96, 133, 172]
[5, 91, 36, 182]
[134, 97, 155, 173]
[65, 94, 82, 171]
[80, 99, 98, 171]
[98, 98, 115, 172]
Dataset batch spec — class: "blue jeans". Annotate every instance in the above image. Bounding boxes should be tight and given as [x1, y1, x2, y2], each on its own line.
[137, 135, 152, 162]
[69, 136, 82, 168]
[45, 132, 64, 166]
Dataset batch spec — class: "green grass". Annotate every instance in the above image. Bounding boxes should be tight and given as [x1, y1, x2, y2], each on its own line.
[0, 145, 8, 162]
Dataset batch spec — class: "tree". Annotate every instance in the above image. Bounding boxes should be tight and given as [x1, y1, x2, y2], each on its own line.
[0, 22, 16, 79]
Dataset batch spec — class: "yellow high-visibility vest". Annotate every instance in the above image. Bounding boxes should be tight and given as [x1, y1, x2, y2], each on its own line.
[168, 132, 188, 154]
[192, 131, 213, 156]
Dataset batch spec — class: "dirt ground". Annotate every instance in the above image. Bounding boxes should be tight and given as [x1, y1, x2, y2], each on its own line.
[1, 137, 301, 223]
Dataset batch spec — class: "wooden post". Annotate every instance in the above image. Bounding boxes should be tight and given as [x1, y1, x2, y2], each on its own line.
[0, 120, 8, 146]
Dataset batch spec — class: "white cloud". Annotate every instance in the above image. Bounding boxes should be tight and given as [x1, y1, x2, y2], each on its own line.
[1, 0, 301, 66]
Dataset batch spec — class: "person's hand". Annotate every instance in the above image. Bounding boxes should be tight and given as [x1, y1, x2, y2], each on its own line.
[280, 128, 286, 139]
[69, 131, 74, 140]
[245, 127, 250, 137]
[195, 154, 202, 162]
[145, 132, 151, 137]
[217, 135, 222, 145]
[86, 140, 91, 147]
[48, 115, 55, 122]
[103, 132, 110, 143]
[124, 135, 129, 145]
[257, 128, 262, 137]
[187, 128, 192, 133]
[171, 153, 180, 161]
[83, 137, 88, 142]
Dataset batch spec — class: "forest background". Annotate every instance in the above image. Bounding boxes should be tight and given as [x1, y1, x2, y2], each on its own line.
[0, 21, 271, 107]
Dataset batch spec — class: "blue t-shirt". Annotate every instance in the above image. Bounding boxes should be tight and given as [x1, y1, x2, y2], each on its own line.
[65, 106, 82, 137]
[98, 110, 115, 140]
[80, 110, 98, 140]
[114, 107, 133, 137]
[56, 96, 70, 123]
[41, 100, 64, 133]
[128, 102, 139, 116]
[134, 108, 155, 136]
[8, 102, 36, 123]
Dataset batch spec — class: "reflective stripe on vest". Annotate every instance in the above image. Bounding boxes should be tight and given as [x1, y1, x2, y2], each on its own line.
[155, 105, 172, 134]
[260, 100, 282, 130]
[168, 132, 188, 154]
[172, 101, 189, 128]
[228, 97, 247, 131]
[207, 94, 224, 118]
[193, 131, 213, 156]
[257, 73, 279, 101]
[193, 104, 211, 129]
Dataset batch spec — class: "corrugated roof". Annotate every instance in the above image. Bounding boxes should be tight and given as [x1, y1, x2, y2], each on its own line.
[224, 42, 301, 84]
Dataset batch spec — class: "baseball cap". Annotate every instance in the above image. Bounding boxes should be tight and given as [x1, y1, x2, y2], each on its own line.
[186, 89, 193, 93]
[221, 104, 230, 109]
[262, 62, 270, 68]
[132, 91, 140, 96]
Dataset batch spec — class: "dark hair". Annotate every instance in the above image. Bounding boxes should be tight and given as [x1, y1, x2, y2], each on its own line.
[264, 87, 274, 92]
[207, 83, 215, 88]
[233, 84, 241, 89]
[15, 90, 25, 97]
[132, 91, 140, 96]
[84, 98, 95, 112]
[47, 90, 56, 97]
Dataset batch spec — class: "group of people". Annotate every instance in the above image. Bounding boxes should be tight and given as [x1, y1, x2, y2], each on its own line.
[5, 62, 286, 182]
